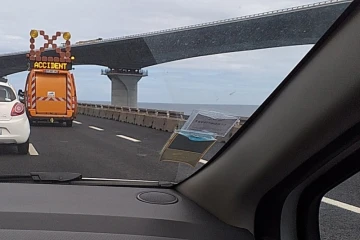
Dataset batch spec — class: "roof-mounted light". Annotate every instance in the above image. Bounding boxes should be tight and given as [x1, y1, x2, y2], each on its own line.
[30, 30, 38, 38]
[63, 32, 71, 40]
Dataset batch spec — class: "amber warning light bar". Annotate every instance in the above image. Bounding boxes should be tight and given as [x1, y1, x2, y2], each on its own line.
[26, 30, 75, 71]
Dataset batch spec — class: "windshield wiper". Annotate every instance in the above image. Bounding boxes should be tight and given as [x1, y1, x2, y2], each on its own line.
[78, 178, 175, 187]
[0, 172, 82, 183]
[0, 172, 175, 187]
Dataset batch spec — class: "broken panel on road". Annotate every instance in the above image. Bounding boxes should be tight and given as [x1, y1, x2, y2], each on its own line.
[160, 110, 238, 167]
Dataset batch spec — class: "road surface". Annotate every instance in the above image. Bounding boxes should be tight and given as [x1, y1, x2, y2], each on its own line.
[0, 114, 358, 239]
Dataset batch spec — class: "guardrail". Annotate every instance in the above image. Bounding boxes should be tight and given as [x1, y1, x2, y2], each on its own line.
[77, 103, 249, 143]
[78, 103, 185, 119]
[101, 68, 149, 76]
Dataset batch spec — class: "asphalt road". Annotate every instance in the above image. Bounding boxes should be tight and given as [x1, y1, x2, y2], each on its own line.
[319, 173, 360, 240]
[0, 114, 359, 239]
[0, 115, 212, 181]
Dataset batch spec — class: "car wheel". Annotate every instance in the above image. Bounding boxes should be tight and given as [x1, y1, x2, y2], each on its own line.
[66, 120, 73, 127]
[17, 139, 29, 155]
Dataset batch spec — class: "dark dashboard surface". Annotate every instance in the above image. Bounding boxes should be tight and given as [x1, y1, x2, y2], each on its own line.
[0, 183, 253, 240]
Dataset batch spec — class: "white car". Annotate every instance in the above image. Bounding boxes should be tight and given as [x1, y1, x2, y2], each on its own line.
[0, 78, 30, 154]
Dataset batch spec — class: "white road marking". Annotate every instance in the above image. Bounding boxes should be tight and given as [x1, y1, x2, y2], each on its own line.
[322, 197, 360, 214]
[199, 159, 208, 164]
[89, 126, 104, 131]
[73, 121, 82, 125]
[116, 135, 141, 143]
[28, 143, 39, 156]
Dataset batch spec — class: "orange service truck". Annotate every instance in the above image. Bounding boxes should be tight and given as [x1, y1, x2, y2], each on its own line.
[20, 30, 78, 127]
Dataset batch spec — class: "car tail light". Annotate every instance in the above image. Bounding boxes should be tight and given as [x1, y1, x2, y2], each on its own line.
[11, 102, 25, 116]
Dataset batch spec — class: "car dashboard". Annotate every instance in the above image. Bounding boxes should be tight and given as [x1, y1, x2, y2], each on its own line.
[0, 183, 253, 240]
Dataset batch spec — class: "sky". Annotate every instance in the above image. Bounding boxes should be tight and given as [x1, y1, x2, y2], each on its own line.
[0, 0, 336, 105]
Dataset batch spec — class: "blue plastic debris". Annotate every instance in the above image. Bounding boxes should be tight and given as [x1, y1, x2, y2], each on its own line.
[176, 129, 216, 142]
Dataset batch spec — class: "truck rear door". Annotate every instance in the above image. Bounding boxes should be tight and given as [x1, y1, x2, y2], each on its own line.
[35, 72, 67, 115]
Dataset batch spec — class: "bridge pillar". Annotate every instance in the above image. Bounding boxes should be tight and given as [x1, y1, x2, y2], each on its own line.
[101, 68, 148, 107]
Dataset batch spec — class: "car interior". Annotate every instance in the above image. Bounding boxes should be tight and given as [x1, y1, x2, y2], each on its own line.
[0, 1, 359, 240]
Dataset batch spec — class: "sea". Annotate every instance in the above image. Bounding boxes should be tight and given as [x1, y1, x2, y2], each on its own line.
[80, 101, 259, 117]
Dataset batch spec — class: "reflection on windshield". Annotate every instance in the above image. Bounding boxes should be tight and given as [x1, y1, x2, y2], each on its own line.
[0, 0, 349, 184]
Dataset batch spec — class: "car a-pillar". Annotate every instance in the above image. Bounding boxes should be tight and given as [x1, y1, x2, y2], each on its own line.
[101, 68, 148, 108]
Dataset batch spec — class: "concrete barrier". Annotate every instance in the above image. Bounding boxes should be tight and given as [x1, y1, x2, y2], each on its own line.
[177, 119, 186, 129]
[85, 107, 91, 116]
[82, 107, 87, 115]
[90, 108, 97, 117]
[147, 109, 157, 116]
[130, 107, 139, 113]
[96, 109, 102, 117]
[126, 112, 136, 124]
[138, 108, 147, 114]
[169, 111, 183, 119]
[135, 114, 145, 126]
[163, 118, 181, 132]
[77, 103, 246, 143]
[100, 109, 107, 118]
[143, 115, 155, 128]
[112, 111, 121, 121]
[105, 109, 114, 119]
[122, 107, 130, 112]
[157, 110, 168, 117]
[89, 108, 94, 117]
[87, 107, 93, 116]
[152, 117, 167, 130]
[94, 108, 101, 117]
[81, 107, 86, 115]
[119, 112, 128, 122]
[78, 106, 84, 114]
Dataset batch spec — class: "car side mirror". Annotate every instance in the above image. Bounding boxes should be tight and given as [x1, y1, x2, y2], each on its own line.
[18, 90, 24, 97]
[18, 90, 25, 103]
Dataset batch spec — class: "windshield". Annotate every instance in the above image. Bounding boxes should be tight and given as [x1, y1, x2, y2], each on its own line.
[0, 0, 350, 183]
[0, 85, 16, 102]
